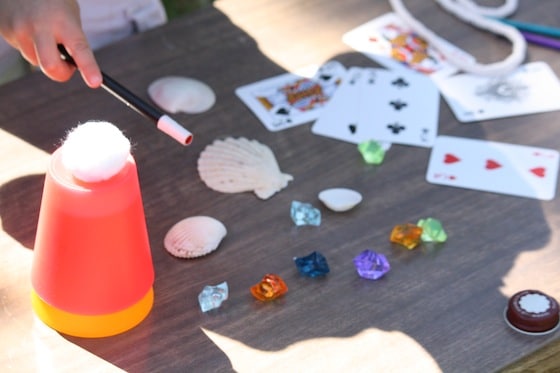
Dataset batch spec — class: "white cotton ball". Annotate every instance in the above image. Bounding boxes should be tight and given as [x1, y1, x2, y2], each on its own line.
[60, 121, 131, 182]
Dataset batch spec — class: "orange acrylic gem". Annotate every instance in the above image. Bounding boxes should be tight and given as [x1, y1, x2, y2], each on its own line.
[390, 223, 423, 249]
[250, 274, 288, 301]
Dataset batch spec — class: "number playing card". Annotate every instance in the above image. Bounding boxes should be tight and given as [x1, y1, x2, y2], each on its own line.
[311, 66, 366, 143]
[426, 136, 559, 200]
[235, 61, 347, 131]
[342, 12, 470, 79]
[436, 61, 560, 122]
[357, 67, 440, 148]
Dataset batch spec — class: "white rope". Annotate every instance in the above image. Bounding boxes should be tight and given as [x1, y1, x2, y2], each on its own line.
[454, 0, 518, 18]
[388, 0, 527, 76]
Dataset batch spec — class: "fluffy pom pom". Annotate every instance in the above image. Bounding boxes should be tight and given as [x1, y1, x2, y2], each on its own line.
[60, 121, 131, 182]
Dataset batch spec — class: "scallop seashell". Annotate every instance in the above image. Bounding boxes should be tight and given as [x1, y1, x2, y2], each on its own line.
[164, 216, 227, 258]
[198, 137, 293, 200]
[318, 188, 362, 212]
[148, 76, 216, 114]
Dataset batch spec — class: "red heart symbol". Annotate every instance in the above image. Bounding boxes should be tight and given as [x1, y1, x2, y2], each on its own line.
[486, 159, 502, 170]
[530, 167, 546, 178]
[444, 154, 460, 164]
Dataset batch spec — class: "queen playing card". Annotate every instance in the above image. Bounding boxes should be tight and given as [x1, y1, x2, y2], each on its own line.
[342, 12, 468, 79]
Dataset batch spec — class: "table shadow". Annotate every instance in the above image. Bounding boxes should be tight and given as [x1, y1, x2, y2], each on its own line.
[0, 4, 556, 373]
[0, 174, 43, 249]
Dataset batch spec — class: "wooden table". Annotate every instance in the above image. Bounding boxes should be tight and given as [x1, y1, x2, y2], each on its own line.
[1, 0, 559, 371]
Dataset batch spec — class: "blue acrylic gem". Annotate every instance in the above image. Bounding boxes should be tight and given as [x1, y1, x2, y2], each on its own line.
[198, 281, 228, 312]
[290, 200, 321, 226]
[353, 250, 390, 280]
[294, 251, 330, 277]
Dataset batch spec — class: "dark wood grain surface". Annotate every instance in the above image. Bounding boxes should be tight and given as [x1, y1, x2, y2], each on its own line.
[1, 1, 559, 371]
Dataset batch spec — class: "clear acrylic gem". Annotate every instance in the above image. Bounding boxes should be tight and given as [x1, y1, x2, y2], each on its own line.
[198, 281, 228, 312]
[290, 200, 321, 226]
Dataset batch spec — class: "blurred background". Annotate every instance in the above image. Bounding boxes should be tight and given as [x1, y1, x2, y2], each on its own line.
[0, 0, 216, 85]
[162, 0, 215, 19]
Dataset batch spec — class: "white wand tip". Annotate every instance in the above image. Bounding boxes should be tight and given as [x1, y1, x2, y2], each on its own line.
[157, 115, 193, 145]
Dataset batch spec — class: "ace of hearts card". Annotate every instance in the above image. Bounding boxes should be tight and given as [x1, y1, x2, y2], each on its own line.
[426, 136, 559, 200]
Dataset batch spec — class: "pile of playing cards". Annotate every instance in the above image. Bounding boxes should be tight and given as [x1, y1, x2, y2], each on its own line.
[235, 12, 560, 200]
[312, 66, 439, 147]
[342, 12, 560, 123]
[236, 61, 440, 148]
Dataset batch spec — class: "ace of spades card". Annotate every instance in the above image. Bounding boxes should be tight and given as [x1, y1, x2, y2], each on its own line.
[436, 61, 560, 123]
[235, 60, 347, 131]
[357, 67, 440, 148]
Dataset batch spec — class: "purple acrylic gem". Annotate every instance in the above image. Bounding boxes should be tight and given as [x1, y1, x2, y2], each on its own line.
[294, 251, 330, 277]
[353, 249, 390, 280]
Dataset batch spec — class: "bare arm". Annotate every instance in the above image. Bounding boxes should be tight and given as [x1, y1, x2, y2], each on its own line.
[0, 0, 102, 87]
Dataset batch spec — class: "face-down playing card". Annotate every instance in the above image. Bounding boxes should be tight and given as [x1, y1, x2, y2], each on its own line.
[426, 136, 559, 200]
[235, 60, 347, 131]
[436, 61, 560, 123]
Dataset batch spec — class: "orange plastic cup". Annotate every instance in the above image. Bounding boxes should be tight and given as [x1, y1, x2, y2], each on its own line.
[31, 148, 154, 337]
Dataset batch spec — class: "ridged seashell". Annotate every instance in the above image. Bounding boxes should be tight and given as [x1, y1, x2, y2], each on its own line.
[318, 188, 362, 212]
[164, 216, 227, 258]
[198, 137, 293, 200]
[148, 76, 216, 114]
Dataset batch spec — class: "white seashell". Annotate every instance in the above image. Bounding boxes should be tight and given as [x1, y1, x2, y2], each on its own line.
[164, 216, 227, 258]
[148, 76, 216, 114]
[198, 137, 293, 200]
[318, 188, 362, 212]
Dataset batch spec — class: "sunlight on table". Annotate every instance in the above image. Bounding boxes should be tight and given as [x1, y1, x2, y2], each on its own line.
[202, 327, 442, 372]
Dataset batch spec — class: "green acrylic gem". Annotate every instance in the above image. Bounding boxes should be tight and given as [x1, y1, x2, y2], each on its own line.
[417, 218, 447, 243]
[357, 140, 385, 165]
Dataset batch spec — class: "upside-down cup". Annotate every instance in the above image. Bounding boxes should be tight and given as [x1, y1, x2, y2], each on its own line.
[31, 121, 154, 338]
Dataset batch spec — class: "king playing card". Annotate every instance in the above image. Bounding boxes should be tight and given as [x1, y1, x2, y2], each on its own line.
[235, 61, 347, 131]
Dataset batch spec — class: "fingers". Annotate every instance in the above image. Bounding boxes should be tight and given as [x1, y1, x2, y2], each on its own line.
[34, 33, 75, 82]
[0, 0, 102, 88]
[34, 19, 102, 88]
[65, 40, 102, 88]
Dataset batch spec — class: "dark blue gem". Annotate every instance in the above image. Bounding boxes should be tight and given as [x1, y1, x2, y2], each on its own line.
[294, 251, 330, 277]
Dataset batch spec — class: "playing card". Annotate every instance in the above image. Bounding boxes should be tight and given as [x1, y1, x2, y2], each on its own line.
[437, 61, 560, 122]
[343, 12, 469, 79]
[311, 66, 366, 143]
[426, 136, 559, 200]
[358, 67, 440, 148]
[235, 60, 347, 131]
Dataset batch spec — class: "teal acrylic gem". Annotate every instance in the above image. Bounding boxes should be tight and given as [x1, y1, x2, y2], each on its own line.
[417, 218, 447, 243]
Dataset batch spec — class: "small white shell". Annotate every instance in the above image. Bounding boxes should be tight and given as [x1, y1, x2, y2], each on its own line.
[198, 137, 293, 200]
[318, 188, 362, 212]
[164, 216, 227, 258]
[148, 76, 216, 114]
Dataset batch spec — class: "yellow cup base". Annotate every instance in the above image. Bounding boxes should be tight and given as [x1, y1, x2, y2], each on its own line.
[31, 287, 153, 338]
